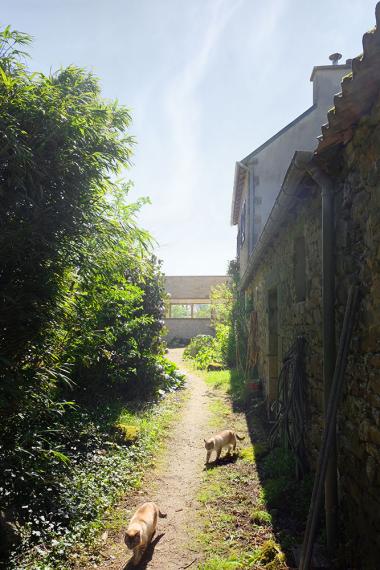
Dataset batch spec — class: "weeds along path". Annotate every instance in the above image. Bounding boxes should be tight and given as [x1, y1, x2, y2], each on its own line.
[193, 368, 294, 570]
[88, 348, 211, 570]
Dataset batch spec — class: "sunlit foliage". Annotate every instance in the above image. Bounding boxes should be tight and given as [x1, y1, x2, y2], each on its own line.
[0, 26, 182, 565]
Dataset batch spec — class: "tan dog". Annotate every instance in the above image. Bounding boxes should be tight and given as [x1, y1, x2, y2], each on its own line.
[124, 502, 166, 566]
[204, 429, 245, 463]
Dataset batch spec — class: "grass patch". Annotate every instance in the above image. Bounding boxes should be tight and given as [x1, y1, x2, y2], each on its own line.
[193, 366, 288, 569]
[258, 447, 315, 522]
[183, 362, 246, 406]
[192, 363, 313, 569]
[198, 553, 249, 570]
[208, 397, 231, 428]
[250, 509, 272, 525]
[203, 368, 246, 404]
[239, 446, 254, 462]
[198, 541, 286, 570]
[198, 479, 227, 504]
[239, 443, 268, 463]
[203, 369, 231, 390]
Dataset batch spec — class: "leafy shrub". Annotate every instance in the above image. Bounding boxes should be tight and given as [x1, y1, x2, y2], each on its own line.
[183, 335, 215, 359]
[0, 26, 185, 565]
[214, 324, 231, 365]
[211, 282, 235, 367]
[183, 324, 234, 370]
[4, 395, 182, 569]
[183, 335, 218, 369]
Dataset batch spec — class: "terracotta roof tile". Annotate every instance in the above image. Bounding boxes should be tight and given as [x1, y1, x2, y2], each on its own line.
[316, 2, 380, 154]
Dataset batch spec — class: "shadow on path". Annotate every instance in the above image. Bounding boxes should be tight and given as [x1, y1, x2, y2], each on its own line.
[204, 452, 239, 471]
[122, 533, 165, 570]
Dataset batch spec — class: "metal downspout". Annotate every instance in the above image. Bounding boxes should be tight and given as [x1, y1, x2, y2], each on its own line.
[294, 153, 337, 554]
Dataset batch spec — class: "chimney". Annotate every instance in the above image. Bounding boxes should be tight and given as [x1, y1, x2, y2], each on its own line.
[329, 52, 342, 65]
[310, 54, 351, 106]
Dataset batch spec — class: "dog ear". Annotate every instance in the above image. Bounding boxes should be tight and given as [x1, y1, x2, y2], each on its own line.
[204, 439, 207, 444]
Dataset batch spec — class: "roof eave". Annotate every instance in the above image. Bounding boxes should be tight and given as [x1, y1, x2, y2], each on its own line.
[230, 162, 248, 226]
[240, 151, 314, 290]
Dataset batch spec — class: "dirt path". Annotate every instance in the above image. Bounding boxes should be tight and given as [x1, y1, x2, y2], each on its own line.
[92, 348, 211, 570]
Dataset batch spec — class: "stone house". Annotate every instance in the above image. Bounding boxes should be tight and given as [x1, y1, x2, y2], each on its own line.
[231, 4, 380, 566]
[231, 56, 351, 283]
[164, 275, 227, 345]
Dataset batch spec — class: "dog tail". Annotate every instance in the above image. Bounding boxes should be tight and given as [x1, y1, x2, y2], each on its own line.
[158, 509, 167, 518]
[236, 433, 245, 441]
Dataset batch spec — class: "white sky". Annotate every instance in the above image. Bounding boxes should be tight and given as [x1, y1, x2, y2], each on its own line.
[2, 0, 377, 275]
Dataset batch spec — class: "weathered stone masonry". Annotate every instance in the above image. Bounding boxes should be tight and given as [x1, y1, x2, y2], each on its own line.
[246, 186, 325, 460]
[245, 93, 380, 567]
[330, 95, 380, 565]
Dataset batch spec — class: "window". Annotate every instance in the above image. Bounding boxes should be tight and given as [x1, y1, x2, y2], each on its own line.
[193, 304, 211, 318]
[294, 236, 306, 302]
[168, 303, 211, 319]
[240, 201, 246, 246]
[170, 304, 192, 318]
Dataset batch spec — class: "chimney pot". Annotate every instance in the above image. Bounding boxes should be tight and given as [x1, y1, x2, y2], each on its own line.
[329, 52, 342, 65]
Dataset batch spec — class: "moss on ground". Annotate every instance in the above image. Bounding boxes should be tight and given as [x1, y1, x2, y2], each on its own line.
[113, 423, 140, 443]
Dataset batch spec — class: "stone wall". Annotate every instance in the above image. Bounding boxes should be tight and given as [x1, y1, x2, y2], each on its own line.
[246, 185, 324, 459]
[165, 275, 227, 300]
[244, 93, 380, 567]
[330, 95, 380, 567]
[163, 318, 215, 345]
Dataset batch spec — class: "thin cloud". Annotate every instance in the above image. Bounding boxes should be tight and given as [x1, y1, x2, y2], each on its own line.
[160, 0, 242, 221]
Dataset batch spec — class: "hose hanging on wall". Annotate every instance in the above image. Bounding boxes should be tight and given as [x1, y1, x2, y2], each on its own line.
[269, 335, 308, 478]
